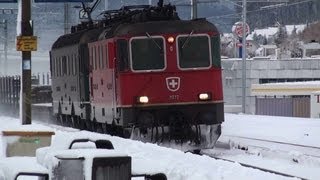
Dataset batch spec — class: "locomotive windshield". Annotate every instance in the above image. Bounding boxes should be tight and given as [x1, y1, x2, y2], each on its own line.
[130, 37, 165, 71]
[178, 35, 211, 69]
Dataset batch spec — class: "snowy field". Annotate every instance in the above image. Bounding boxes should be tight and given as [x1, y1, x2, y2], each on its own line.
[0, 113, 320, 180]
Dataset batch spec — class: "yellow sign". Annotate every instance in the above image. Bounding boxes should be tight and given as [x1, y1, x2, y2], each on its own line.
[16, 36, 37, 51]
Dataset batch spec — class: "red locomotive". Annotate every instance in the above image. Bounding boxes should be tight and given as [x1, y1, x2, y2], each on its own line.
[51, 1, 224, 150]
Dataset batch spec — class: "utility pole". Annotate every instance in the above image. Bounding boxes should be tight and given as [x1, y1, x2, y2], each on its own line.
[0, 19, 9, 75]
[105, 0, 109, 9]
[241, 0, 247, 113]
[64, 3, 69, 34]
[3, 20, 8, 66]
[20, 0, 33, 124]
[191, 0, 197, 19]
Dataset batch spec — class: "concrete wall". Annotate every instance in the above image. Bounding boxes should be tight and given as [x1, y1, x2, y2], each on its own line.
[222, 58, 320, 114]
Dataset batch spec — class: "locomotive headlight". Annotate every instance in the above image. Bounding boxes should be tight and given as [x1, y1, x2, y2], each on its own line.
[138, 96, 149, 103]
[167, 36, 175, 43]
[199, 93, 211, 101]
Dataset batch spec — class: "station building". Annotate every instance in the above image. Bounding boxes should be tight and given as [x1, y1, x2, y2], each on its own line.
[221, 58, 320, 116]
[251, 81, 320, 118]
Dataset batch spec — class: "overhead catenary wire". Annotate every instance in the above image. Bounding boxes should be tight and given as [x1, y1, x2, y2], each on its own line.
[206, 0, 313, 20]
[168, 0, 313, 19]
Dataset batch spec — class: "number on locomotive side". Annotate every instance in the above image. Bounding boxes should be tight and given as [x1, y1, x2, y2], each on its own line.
[169, 95, 179, 100]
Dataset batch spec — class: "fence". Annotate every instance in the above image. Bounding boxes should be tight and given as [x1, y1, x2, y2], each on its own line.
[32, 72, 51, 86]
[0, 73, 51, 116]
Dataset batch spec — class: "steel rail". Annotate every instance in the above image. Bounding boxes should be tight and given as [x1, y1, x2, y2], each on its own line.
[224, 135, 320, 150]
[204, 154, 308, 180]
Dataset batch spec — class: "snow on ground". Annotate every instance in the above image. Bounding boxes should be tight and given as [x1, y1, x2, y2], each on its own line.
[205, 113, 320, 180]
[1, 114, 320, 179]
[222, 113, 320, 147]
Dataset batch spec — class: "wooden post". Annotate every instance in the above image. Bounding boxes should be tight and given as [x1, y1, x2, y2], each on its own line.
[21, 0, 33, 124]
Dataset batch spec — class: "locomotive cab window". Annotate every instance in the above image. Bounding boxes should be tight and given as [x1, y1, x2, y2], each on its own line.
[177, 34, 211, 69]
[116, 39, 129, 72]
[211, 36, 221, 68]
[130, 36, 165, 71]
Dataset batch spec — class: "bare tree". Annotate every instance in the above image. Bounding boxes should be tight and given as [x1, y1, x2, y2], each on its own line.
[300, 21, 320, 43]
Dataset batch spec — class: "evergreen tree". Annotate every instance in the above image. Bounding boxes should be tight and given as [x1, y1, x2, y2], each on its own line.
[252, 32, 258, 42]
[262, 35, 268, 45]
[291, 26, 298, 39]
[274, 23, 288, 46]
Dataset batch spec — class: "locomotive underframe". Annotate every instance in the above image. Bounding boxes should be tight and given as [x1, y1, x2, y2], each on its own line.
[121, 102, 224, 126]
[121, 102, 224, 148]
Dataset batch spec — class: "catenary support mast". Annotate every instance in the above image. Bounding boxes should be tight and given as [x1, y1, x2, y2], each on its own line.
[21, 0, 32, 124]
[241, 0, 247, 113]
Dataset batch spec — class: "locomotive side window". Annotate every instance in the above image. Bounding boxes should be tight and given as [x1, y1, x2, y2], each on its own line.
[92, 46, 95, 70]
[57, 57, 60, 77]
[130, 36, 165, 71]
[211, 36, 221, 68]
[105, 44, 109, 69]
[74, 55, 78, 74]
[74, 54, 77, 75]
[56, 58, 58, 77]
[116, 39, 129, 72]
[51, 58, 54, 77]
[62, 56, 67, 76]
[71, 55, 74, 75]
[177, 34, 211, 69]
[58, 57, 62, 76]
[68, 56, 71, 75]
[94, 46, 97, 70]
[100, 45, 104, 69]
[52, 58, 55, 77]
[98, 45, 101, 69]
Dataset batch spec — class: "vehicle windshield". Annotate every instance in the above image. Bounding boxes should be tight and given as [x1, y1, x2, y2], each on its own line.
[178, 35, 211, 69]
[130, 37, 165, 71]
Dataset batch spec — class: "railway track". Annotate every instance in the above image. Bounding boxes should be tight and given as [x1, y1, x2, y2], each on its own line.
[204, 154, 308, 180]
[195, 142, 312, 179]
[222, 135, 320, 158]
[197, 135, 320, 180]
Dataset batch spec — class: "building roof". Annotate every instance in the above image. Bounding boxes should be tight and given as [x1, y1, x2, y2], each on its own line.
[251, 81, 320, 96]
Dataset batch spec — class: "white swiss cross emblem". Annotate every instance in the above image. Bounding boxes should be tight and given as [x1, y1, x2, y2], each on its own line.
[166, 77, 180, 92]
